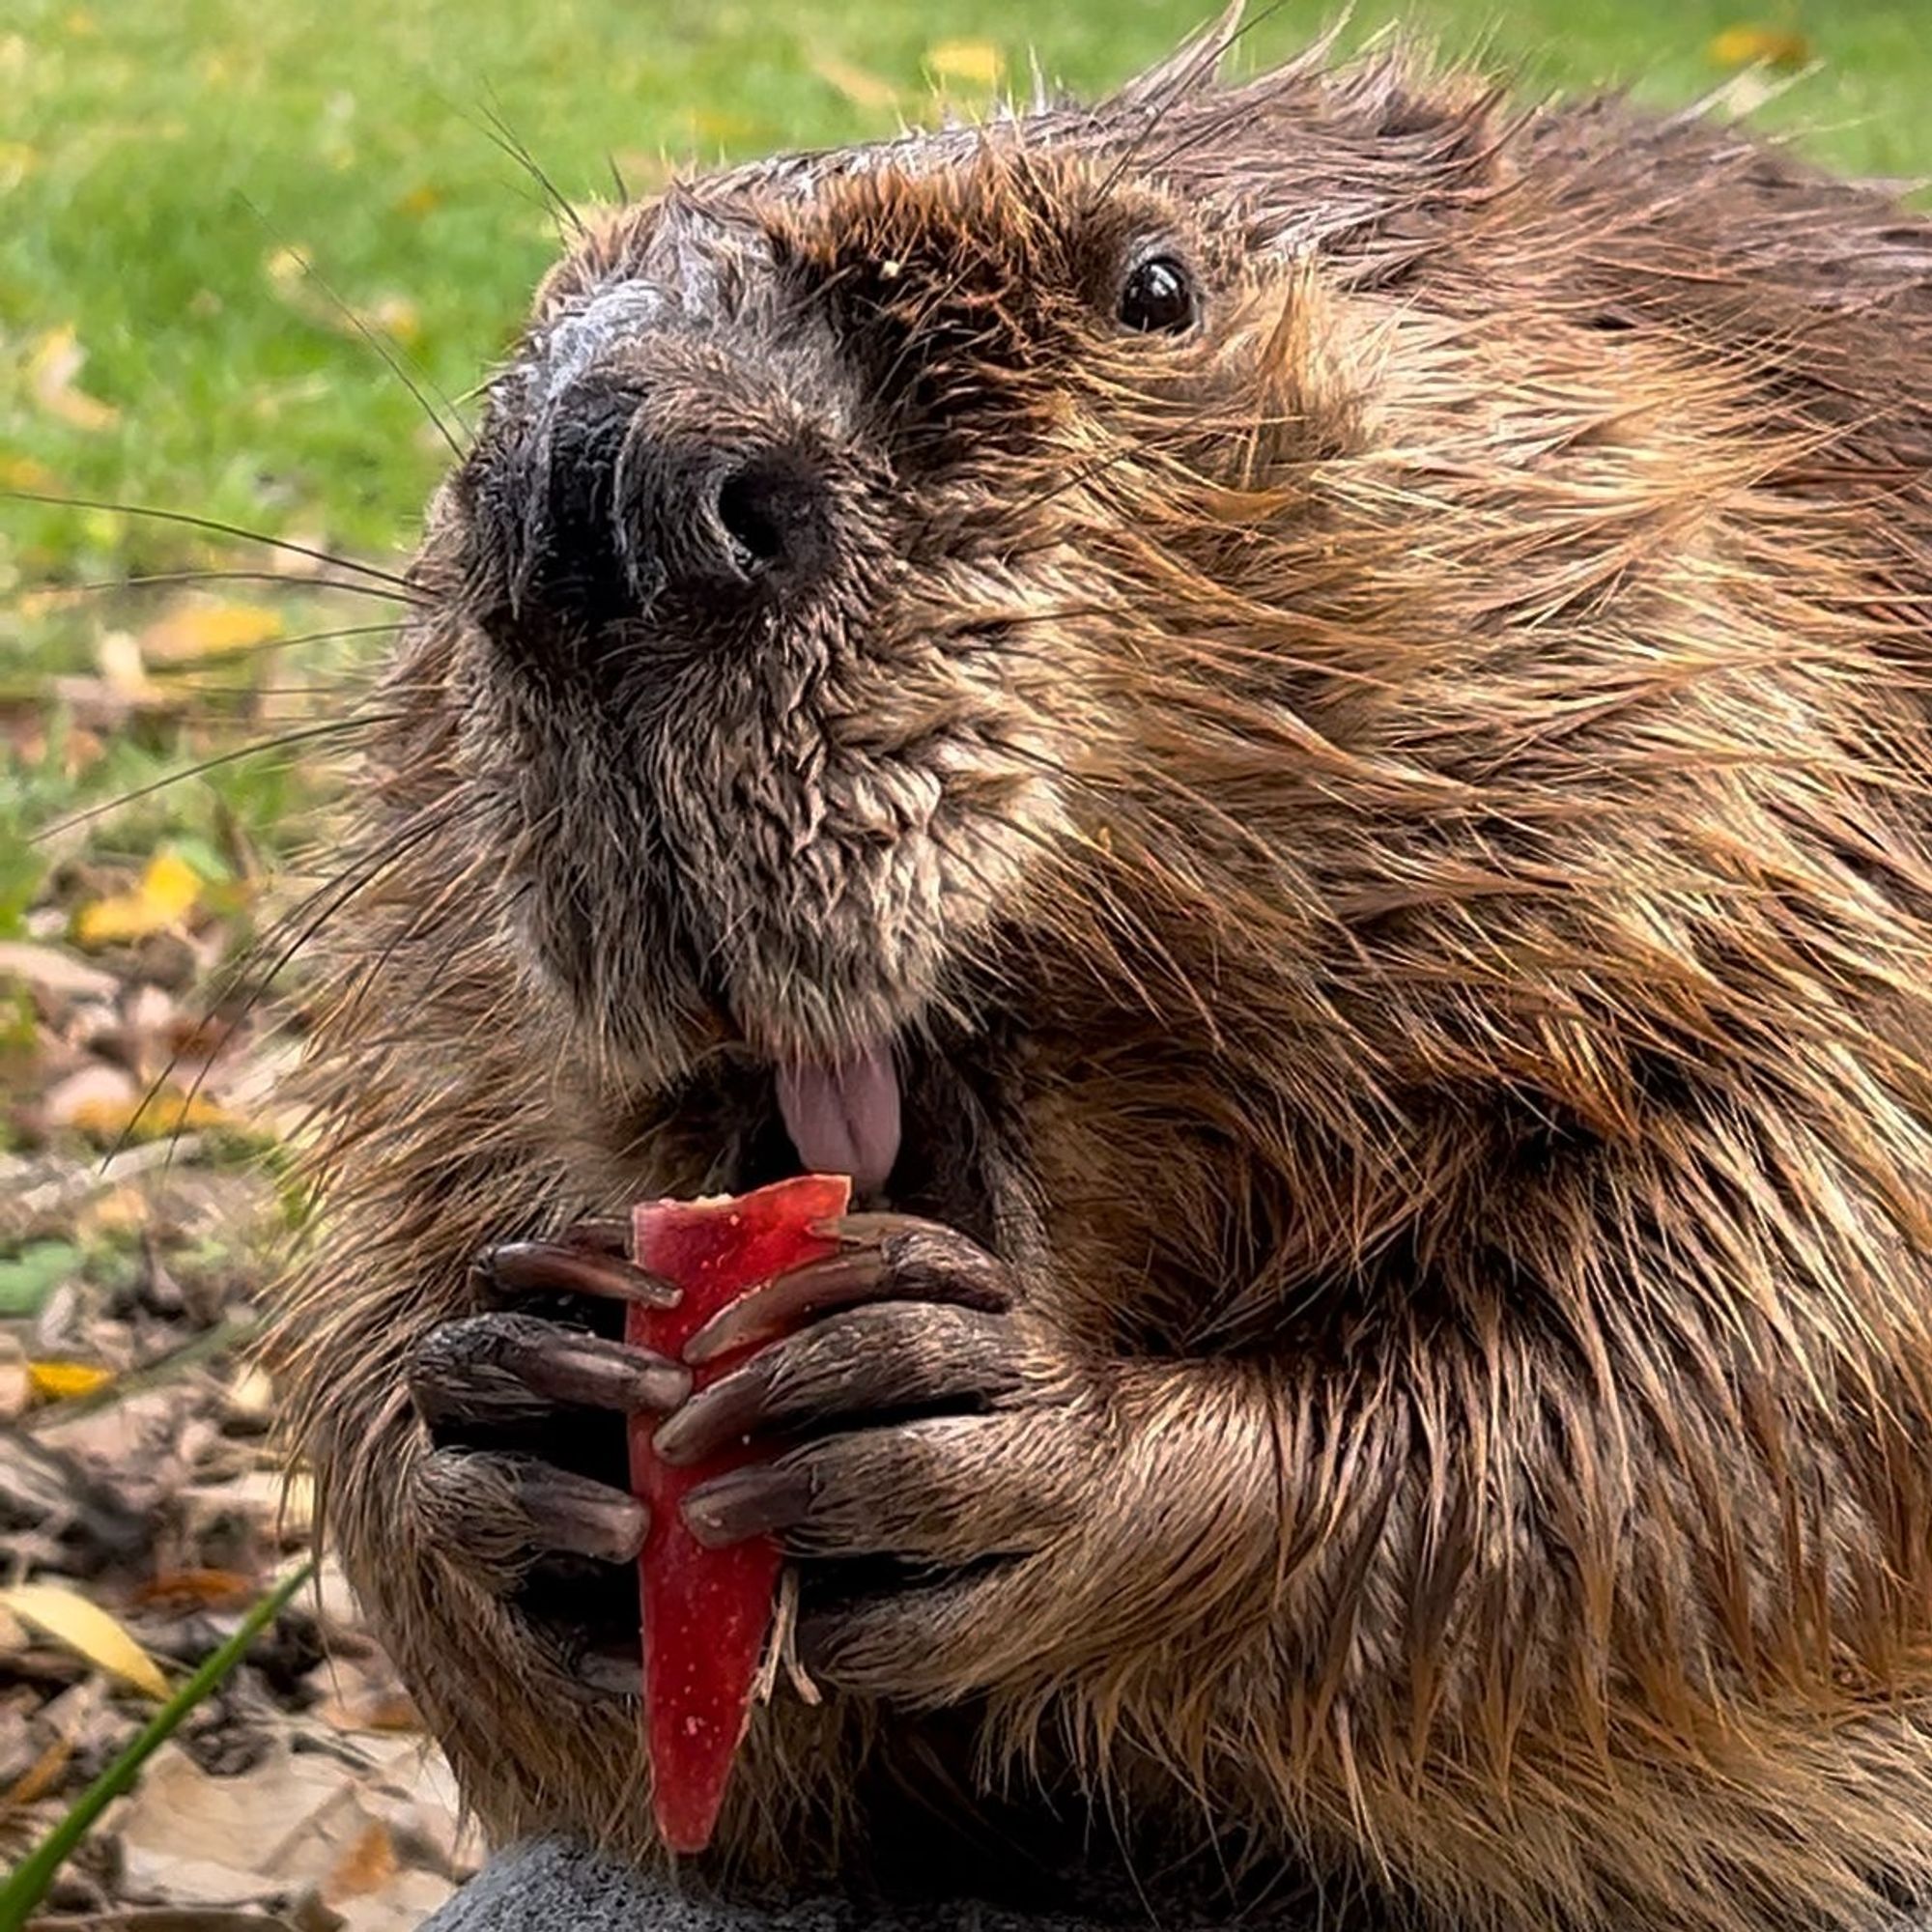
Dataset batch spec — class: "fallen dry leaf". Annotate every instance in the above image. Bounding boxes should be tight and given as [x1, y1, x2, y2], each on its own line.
[27, 1357, 115, 1401]
[1, 1724, 74, 1809]
[1708, 23, 1812, 69]
[810, 51, 901, 109]
[326, 1819, 398, 1900]
[114, 1735, 478, 1924]
[131, 1569, 261, 1613]
[140, 602, 286, 665]
[74, 849, 204, 948]
[924, 38, 1002, 88]
[27, 323, 121, 431]
[0, 1580, 171, 1698]
[97, 629, 164, 702]
[0, 939, 120, 1003]
[67, 1085, 243, 1146]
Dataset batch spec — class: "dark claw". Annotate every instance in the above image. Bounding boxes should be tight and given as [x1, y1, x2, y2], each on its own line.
[682, 1463, 816, 1548]
[683, 1216, 1012, 1365]
[514, 1461, 649, 1569]
[417, 1449, 649, 1577]
[410, 1311, 689, 1430]
[655, 1304, 1024, 1467]
[682, 1247, 887, 1365]
[512, 1463, 650, 1563]
[475, 1239, 679, 1308]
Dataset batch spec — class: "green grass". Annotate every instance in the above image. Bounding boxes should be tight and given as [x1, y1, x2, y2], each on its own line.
[3, 0, 1929, 588]
[0, 0, 1926, 920]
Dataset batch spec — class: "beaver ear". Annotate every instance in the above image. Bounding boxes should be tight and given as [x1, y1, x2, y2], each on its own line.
[1112, 0, 1249, 109]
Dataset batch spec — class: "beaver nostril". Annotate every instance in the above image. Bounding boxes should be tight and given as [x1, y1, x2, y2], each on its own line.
[716, 468, 786, 570]
[711, 456, 827, 582]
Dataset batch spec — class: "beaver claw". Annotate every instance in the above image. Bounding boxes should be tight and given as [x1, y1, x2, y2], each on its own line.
[473, 1236, 678, 1309]
[665, 1220, 1075, 1587]
[410, 1312, 690, 1429]
[402, 1224, 690, 1682]
[656, 1300, 1026, 1469]
[681, 1212, 1014, 1363]
[414, 1448, 649, 1584]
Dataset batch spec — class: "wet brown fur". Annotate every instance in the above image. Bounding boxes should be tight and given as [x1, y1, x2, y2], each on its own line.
[277, 14, 1932, 1930]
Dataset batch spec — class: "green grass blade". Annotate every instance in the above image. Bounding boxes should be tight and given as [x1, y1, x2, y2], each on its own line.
[0, 1558, 316, 1930]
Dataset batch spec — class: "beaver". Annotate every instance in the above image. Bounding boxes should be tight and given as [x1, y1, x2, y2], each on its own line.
[276, 11, 1932, 1930]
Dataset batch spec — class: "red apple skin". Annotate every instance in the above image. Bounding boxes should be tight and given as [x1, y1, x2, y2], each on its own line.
[627, 1173, 854, 1854]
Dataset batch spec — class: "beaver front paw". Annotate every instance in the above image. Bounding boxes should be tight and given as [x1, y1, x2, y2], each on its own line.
[404, 1222, 689, 1695]
[653, 1214, 1098, 1696]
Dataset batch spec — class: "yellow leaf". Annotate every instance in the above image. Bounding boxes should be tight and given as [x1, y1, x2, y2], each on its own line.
[1708, 24, 1811, 70]
[140, 600, 284, 664]
[925, 38, 1002, 88]
[26, 325, 120, 433]
[363, 294, 422, 348]
[395, 183, 442, 218]
[27, 1359, 113, 1401]
[688, 108, 761, 145]
[0, 455, 55, 492]
[0, 1581, 170, 1698]
[264, 243, 307, 296]
[68, 1087, 241, 1146]
[73, 848, 204, 947]
[811, 52, 901, 110]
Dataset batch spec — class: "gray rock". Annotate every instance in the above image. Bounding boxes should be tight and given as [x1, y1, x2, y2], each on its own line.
[417, 1841, 1214, 1932]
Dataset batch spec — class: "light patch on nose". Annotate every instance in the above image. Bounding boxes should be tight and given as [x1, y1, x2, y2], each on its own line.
[534, 280, 673, 405]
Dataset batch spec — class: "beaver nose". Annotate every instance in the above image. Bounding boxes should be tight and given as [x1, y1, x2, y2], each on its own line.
[618, 440, 835, 603]
[696, 451, 835, 588]
[514, 367, 838, 631]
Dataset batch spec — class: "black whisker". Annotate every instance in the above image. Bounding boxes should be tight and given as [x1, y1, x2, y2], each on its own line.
[33, 715, 393, 841]
[43, 567, 417, 608]
[2, 491, 420, 592]
[136, 618, 406, 671]
[237, 195, 472, 459]
[475, 94, 589, 242]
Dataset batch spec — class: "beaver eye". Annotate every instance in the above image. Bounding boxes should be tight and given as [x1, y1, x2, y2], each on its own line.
[1118, 257, 1195, 334]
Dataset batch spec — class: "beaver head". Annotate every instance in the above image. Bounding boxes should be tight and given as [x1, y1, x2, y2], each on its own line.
[390, 19, 1530, 1215]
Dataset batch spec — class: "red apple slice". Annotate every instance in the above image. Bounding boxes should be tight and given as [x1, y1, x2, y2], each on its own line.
[627, 1173, 852, 1854]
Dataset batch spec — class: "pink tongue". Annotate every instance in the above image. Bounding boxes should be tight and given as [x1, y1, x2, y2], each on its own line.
[775, 1045, 902, 1196]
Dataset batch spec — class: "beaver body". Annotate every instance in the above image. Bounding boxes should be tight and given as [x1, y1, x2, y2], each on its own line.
[280, 17, 1932, 1930]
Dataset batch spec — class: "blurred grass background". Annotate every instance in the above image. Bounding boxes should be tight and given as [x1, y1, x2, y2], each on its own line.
[0, 0, 1927, 916]
[0, 7, 1923, 1907]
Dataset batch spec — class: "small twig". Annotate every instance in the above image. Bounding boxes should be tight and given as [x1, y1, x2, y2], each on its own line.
[753, 1569, 820, 1709]
[0, 1558, 315, 1931]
